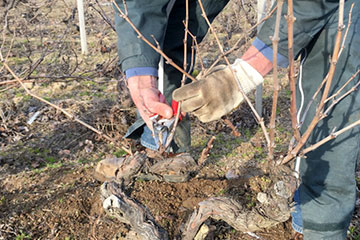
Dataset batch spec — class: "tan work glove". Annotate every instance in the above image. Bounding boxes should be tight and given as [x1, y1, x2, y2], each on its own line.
[172, 59, 264, 122]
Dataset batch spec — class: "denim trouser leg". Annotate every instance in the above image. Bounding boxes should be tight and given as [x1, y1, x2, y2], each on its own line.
[291, 189, 303, 234]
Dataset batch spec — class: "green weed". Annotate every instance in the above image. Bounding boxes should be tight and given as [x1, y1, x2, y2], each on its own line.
[16, 231, 31, 240]
[32, 168, 45, 174]
[356, 177, 360, 185]
[79, 91, 90, 96]
[45, 156, 57, 163]
[348, 225, 360, 240]
[0, 196, 5, 205]
[46, 162, 63, 169]
[217, 189, 226, 196]
[114, 149, 127, 157]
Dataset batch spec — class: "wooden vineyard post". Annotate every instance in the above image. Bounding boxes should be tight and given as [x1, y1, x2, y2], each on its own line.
[77, 0, 88, 55]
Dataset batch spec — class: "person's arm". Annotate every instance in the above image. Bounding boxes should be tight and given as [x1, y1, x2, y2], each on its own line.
[114, 0, 173, 129]
[114, 0, 170, 72]
[257, 0, 340, 61]
[241, 45, 273, 77]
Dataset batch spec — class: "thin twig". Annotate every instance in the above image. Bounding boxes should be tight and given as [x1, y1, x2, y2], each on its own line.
[323, 77, 360, 118]
[0, 79, 35, 85]
[300, 118, 360, 156]
[325, 69, 360, 103]
[223, 118, 241, 137]
[0, 26, 16, 72]
[338, 3, 354, 57]
[0, 84, 16, 92]
[268, 0, 284, 159]
[188, 38, 196, 74]
[204, 5, 277, 76]
[286, 0, 300, 146]
[164, 0, 190, 150]
[282, 0, 345, 164]
[187, 30, 204, 73]
[0, 52, 132, 156]
[198, 136, 216, 166]
[92, 0, 116, 32]
[197, 0, 270, 150]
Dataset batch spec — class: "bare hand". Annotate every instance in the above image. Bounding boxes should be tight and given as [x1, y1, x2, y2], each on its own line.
[127, 75, 173, 130]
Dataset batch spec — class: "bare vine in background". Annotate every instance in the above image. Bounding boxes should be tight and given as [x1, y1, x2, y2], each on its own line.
[90, 0, 116, 32]
[203, 5, 277, 76]
[0, 51, 133, 156]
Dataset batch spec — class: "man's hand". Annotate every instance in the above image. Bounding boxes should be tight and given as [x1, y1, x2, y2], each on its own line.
[127, 75, 173, 130]
[173, 59, 264, 122]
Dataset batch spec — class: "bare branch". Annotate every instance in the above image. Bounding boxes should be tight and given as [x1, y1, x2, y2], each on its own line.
[204, 5, 277, 76]
[198, 136, 216, 166]
[91, 0, 116, 32]
[0, 27, 16, 72]
[325, 68, 360, 104]
[0, 52, 133, 156]
[299, 3, 354, 129]
[187, 30, 204, 73]
[301, 118, 360, 156]
[338, 3, 354, 57]
[323, 73, 360, 118]
[164, 0, 190, 151]
[269, 0, 284, 159]
[286, 0, 300, 145]
[223, 118, 241, 137]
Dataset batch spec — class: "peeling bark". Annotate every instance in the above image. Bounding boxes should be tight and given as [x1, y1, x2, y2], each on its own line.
[182, 165, 297, 240]
[101, 181, 169, 240]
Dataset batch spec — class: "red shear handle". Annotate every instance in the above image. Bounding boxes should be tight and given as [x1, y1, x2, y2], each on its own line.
[171, 100, 182, 121]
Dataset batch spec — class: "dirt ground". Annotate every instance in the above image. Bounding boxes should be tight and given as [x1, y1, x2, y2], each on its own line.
[1, 0, 359, 240]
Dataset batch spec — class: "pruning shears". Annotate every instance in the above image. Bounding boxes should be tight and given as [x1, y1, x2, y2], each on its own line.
[150, 100, 182, 150]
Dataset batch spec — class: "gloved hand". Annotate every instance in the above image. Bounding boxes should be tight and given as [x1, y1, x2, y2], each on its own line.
[127, 75, 173, 130]
[173, 59, 263, 122]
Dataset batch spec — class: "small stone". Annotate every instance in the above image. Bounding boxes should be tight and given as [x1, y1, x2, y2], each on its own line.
[194, 224, 209, 240]
[225, 170, 239, 180]
[257, 192, 268, 204]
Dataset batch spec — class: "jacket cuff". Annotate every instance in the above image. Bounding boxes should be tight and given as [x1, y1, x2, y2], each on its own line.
[252, 38, 289, 68]
[125, 67, 158, 79]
